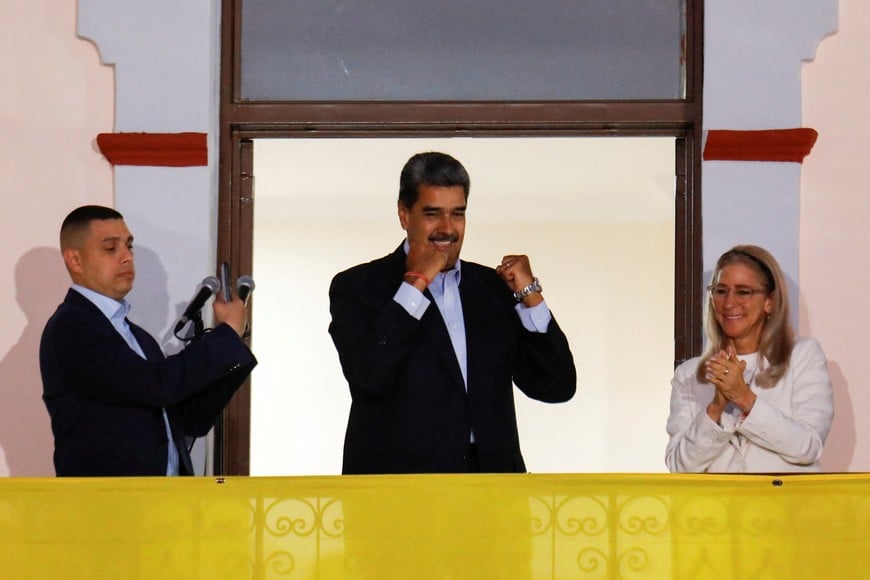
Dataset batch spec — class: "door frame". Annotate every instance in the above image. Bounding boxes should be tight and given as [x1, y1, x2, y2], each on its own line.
[216, 0, 705, 475]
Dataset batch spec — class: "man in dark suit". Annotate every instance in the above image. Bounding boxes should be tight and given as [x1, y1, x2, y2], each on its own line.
[40, 205, 257, 476]
[329, 152, 576, 474]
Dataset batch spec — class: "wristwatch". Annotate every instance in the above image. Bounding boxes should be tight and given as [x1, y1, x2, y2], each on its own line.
[513, 277, 542, 302]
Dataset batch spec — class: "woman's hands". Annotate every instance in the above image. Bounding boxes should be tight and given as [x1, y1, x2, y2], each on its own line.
[705, 347, 756, 422]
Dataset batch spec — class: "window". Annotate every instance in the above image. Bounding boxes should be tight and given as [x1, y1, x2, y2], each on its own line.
[218, 0, 703, 475]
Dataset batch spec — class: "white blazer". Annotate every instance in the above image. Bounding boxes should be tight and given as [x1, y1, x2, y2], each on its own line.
[665, 337, 834, 473]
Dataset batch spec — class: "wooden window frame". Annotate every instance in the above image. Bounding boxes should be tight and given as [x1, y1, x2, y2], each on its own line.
[216, 0, 705, 475]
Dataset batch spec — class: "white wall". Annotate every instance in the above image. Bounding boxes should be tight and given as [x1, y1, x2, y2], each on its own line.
[702, 0, 837, 302]
[78, 0, 222, 343]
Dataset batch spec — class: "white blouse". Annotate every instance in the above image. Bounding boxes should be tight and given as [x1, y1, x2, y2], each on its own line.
[665, 337, 834, 473]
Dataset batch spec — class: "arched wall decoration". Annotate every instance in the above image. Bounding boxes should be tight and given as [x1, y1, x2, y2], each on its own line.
[703, 128, 818, 162]
[96, 132, 208, 166]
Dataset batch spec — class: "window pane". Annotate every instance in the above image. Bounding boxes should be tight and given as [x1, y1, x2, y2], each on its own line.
[240, 0, 686, 101]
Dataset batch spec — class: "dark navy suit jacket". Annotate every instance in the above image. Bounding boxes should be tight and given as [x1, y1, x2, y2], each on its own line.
[40, 289, 257, 476]
[329, 245, 576, 474]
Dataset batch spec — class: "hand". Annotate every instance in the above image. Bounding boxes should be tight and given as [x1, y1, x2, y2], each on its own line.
[705, 347, 755, 413]
[706, 388, 728, 423]
[496, 254, 542, 306]
[405, 239, 448, 289]
[212, 294, 249, 338]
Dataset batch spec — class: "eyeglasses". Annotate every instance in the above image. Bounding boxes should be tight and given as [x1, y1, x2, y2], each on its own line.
[707, 285, 768, 303]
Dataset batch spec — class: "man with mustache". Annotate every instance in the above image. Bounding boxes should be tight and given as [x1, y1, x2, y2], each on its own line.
[40, 205, 257, 476]
[329, 152, 576, 474]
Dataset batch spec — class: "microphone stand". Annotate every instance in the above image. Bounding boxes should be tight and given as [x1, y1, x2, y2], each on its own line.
[188, 311, 206, 343]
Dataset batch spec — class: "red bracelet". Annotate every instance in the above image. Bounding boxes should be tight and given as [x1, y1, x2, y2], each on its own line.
[404, 271, 431, 286]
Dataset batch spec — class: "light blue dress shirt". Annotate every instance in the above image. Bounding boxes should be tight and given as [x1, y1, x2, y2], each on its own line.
[392, 241, 553, 444]
[71, 285, 180, 476]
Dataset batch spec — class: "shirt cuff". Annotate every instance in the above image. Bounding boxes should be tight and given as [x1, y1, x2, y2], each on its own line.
[393, 281, 430, 320]
[514, 300, 552, 333]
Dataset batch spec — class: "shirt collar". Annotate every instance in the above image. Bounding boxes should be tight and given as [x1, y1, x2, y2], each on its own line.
[71, 284, 131, 322]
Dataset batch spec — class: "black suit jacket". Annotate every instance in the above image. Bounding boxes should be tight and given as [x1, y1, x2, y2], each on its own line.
[40, 289, 257, 476]
[329, 246, 576, 474]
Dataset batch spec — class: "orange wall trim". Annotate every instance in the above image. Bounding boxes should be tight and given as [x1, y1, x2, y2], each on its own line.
[703, 128, 818, 162]
[96, 132, 207, 166]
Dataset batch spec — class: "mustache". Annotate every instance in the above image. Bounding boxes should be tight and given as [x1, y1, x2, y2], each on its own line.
[429, 233, 459, 243]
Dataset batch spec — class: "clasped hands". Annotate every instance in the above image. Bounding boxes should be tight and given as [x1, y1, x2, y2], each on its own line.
[705, 346, 757, 422]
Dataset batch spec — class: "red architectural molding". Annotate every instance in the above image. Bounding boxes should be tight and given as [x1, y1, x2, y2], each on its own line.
[96, 132, 208, 166]
[703, 128, 818, 163]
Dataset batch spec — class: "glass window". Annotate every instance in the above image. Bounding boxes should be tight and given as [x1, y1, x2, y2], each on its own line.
[240, 0, 686, 101]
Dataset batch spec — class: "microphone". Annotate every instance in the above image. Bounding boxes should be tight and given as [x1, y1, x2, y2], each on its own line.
[237, 275, 255, 305]
[174, 276, 221, 333]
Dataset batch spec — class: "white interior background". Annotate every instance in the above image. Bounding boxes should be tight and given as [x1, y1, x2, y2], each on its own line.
[250, 137, 675, 475]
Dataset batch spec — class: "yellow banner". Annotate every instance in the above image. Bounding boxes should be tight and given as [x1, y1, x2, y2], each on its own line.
[1, 473, 867, 578]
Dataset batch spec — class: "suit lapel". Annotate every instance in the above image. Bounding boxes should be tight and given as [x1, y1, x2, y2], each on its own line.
[458, 264, 510, 395]
[388, 246, 466, 391]
[458, 265, 485, 390]
[128, 322, 160, 361]
[128, 320, 195, 476]
[420, 296, 466, 390]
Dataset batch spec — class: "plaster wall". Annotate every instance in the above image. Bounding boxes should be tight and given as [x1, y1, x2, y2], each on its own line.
[801, 0, 870, 470]
[0, 0, 113, 476]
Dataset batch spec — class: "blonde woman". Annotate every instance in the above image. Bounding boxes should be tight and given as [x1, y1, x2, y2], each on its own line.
[666, 245, 833, 473]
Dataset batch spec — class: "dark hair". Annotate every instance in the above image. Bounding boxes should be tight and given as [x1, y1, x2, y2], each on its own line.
[60, 205, 124, 250]
[697, 244, 794, 387]
[398, 152, 470, 208]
